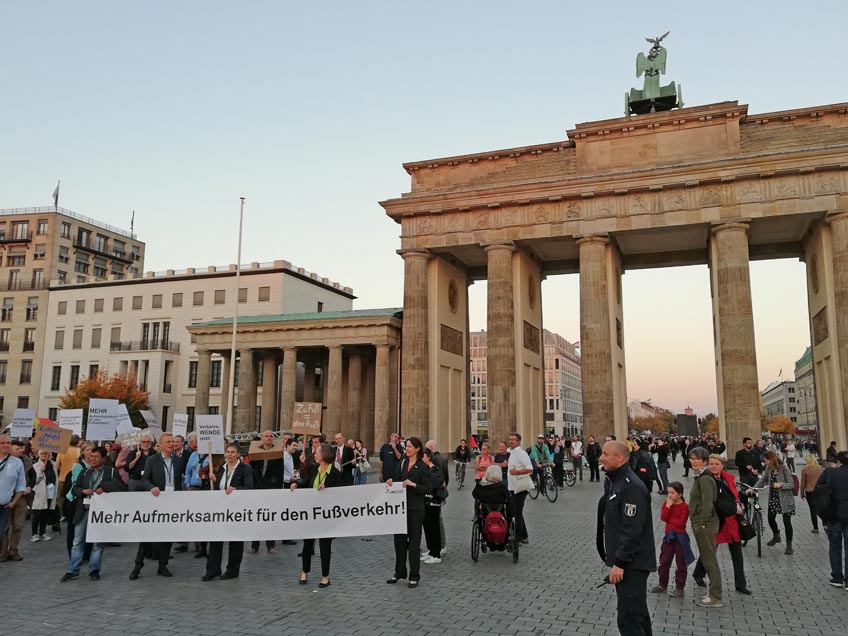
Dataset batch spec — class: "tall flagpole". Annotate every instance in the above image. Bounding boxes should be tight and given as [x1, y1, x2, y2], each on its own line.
[225, 197, 245, 435]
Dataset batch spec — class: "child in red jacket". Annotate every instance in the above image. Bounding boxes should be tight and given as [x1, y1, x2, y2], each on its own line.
[651, 481, 695, 597]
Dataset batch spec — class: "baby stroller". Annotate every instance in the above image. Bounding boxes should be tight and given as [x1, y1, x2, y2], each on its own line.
[471, 499, 518, 563]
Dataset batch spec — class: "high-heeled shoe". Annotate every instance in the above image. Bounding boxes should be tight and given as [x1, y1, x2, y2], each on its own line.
[318, 579, 331, 588]
[299, 573, 308, 585]
[386, 575, 406, 584]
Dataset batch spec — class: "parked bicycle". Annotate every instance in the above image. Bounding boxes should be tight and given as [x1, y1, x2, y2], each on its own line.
[742, 485, 768, 558]
[528, 463, 558, 503]
[563, 466, 577, 488]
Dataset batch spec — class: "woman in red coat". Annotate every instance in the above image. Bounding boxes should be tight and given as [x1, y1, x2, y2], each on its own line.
[692, 454, 751, 595]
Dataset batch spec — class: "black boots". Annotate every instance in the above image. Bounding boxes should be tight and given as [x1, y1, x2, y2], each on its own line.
[767, 531, 781, 547]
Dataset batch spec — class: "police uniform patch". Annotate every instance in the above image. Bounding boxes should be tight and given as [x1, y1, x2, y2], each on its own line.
[624, 503, 636, 517]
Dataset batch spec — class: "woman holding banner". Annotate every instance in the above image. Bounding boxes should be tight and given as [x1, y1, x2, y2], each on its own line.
[386, 436, 433, 588]
[202, 443, 254, 581]
[291, 443, 343, 588]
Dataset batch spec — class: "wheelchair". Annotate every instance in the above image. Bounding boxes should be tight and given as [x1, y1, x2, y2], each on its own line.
[471, 499, 519, 563]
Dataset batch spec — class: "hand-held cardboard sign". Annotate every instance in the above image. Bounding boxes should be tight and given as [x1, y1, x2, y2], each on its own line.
[32, 419, 73, 455]
[171, 414, 189, 440]
[10, 408, 36, 438]
[87, 399, 118, 441]
[291, 402, 322, 436]
[58, 409, 84, 438]
[116, 404, 135, 436]
[196, 414, 225, 454]
[139, 410, 162, 441]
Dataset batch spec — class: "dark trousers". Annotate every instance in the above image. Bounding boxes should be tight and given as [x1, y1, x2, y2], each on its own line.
[206, 540, 244, 576]
[804, 496, 820, 531]
[251, 539, 276, 551]
[657, 464, 669, 491]
[135, 542, 171, 569]
[827, 520, 848, 583]
[767, 511, 793, 542]
[615, 569, 652, 636]
[394, 508, 424, 581]
[588, 460, 600, 482]
[302, 537, 332, 577]
[423, 504, 441, 558]
[553, 462, 564, 487]
[512, 491, 529, 540]
[694, 541, 746, 590]
[657, 538, 687, 591]
[32, 507, 52, 536]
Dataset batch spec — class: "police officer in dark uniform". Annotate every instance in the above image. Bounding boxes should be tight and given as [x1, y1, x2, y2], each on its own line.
[596, 440, 656, 636]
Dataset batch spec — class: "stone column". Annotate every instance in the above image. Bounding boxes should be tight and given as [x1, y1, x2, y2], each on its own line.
[260, 353, 278, 431]
[485, 242, 516, 445]
[324, 345, 343, 437]
[235, 349, 257, 433]
[279, 347, 298, 431]
[303, 354, 317, 402]
[194, 349, 211, 415]
[374, 344, 391, 446]
[220, 354, 232, 431]
[361, 352, 376, 452]
[399, 249, 430, 438]
[829, 211, 848, 434]
[710, 222, 761, 446]
[344, 351, 362, 440]
[577, 236, 615, 440]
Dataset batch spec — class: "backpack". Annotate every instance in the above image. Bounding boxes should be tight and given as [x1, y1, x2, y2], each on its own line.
[714, 477, 737, 519]
[809, 477, 834, 521]
[633, 452, 654, 488]
[484, 510, 509, 545]
[791, 473, 800, 497]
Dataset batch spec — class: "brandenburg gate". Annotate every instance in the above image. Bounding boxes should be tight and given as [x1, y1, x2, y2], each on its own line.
[381, 99, 848, 450]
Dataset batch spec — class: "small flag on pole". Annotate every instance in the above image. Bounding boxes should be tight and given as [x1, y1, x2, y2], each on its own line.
[131, 210, 135, 233]
[52, 181, 60, 210]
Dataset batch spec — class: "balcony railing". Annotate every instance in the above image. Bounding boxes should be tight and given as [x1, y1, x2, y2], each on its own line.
[0, 206, 137, 239]
[0, 230, 33, 243]
[0, 279, 47, 292]
[23, 341, 35, 352]
[73, 237, 134, 263]
[110, 340, 180, 353]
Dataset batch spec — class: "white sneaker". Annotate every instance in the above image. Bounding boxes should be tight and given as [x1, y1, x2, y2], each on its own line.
[423, 555, 442, 564]
[31, 535, 40, 543]
[40, 534, 52, 541]
[440, 547, 447, 555]
[420, 554, 428, 561]
[420, 550, 429, 557]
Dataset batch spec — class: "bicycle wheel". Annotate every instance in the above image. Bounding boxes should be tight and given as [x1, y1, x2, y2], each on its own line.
[455, 465, 464, 490]
[565, 471, 576, 487]
[753, 510, 763, 558]
[528, 477, 540, 500]
[545, 474, 558, 503]
[471, 522, 481, 562]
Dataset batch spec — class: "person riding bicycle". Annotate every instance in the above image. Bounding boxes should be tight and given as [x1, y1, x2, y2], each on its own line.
[529, 434, 554, 486]
[454, 439, 473, 465]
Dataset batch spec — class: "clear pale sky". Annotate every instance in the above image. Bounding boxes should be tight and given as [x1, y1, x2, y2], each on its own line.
[3, 1, 844, 417]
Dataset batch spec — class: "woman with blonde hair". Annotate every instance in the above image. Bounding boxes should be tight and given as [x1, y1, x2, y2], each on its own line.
[748, 450, 796, 554]
[800, 453, 825, 533]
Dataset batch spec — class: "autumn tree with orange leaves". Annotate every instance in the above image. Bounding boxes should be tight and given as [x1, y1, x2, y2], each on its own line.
[60, 371, 150, 430]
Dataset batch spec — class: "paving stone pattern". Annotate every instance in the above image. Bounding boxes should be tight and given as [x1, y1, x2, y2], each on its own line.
[3, 458, 844, 636]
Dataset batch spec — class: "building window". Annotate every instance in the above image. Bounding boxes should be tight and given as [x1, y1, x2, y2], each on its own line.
[54, 330, 64, 350]
[152, 294, 162, 309]
[163, 361, 172, 393]
[132, 295, 142, 310]
[208, 406, 220, 415]
[37, 220, 48, 235]
[188, 361, 198, 388]
[141, 323, 150, 348]
[26, 297, 38, 321]
[210, 360, 222, 387]
[89, 364, 99, 378]
[73, 329, 83, 349]
[58, 245, 70, 263]
[258, 286, 270, 302]
[69, 365, 80, 388]
[162, 406, 170, 427]
[257, 361, 264, 386]
[76, 275, 87, 284]
[317, 301, 324, 312]
[94, 298, 104, 312]
[76, 299, 85, 314]
[23, 328, 35, 352]
[238, 288, 247, 303]
[58, 270, 67, 283]
[1, 298, 12, 322]
[113, 297, 123, 311]
[34, 244, 46, 259]
[51, 366, 61, 391]
[61, 222, 71, 238]
[91, 327, 101, 348]
[0, 360, 6, 383]
[193, 291, 204, 306]
[110, 326, 121, 347]
[20, 360, 33, 384]
[214, 289, 226, 304]
[255, 406, 261, 427]
[17, 396, 29, 409]
[172, 292, 183, 308]
[187, 406, 195, 430]
[48, 408, 58, 421]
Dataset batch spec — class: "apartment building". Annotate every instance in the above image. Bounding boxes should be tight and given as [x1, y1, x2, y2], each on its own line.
[469, 328, 583, 437]
[761, 379, 798, 423]
[794, 346, 817, 433]
[38, 260, 354, 429]
[0, 206, 144, 424]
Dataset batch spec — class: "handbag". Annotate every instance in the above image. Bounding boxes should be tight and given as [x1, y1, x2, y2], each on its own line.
[357, 458, 371, 473]
[737, 514, 756, 542]
[511, 472, 533, 493]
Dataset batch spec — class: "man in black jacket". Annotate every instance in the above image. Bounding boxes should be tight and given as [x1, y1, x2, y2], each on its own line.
[597, 441, 656, 636]
[250, 430, 285, 554]
[734, 437, 762, 488]
[60, 446, 124, 581]
[130, 433, 182, 580]
[585, 435, 602, 482]
[820, 450, 848, 589]
[333, 433, 355, 486]
[426, 440, 449, 555]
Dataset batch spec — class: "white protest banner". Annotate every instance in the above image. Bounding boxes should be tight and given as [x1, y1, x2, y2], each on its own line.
[87, 483, 406, 542]
[171, 414, 189, 440]
[87, 398, 118, 441]
[58, 409, 84, 438]
[10, 408, 36, 438]
[196, 414, 225, 454]
[116, 404, 134, 435]
[139, 410, 162, 440]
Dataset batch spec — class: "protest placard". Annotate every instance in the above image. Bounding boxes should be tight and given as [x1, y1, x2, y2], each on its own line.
[58, 409, 84, 438]
[32, 419, 73, 455]
[87, 483, 406, 542]
[171, 414, 189, 440]
[139, 410, 162, 440]
[291, 402, 322, 436]
[10, 408, 36, 438]
[248, 438, 284, 461]
[116, 428, 144, 449]
[116, 404, 134, 435]
[196, 414, 225, 454]
[87, 398, 118, 441]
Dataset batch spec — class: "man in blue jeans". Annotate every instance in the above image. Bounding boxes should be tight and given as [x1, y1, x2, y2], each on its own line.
[820, 450, 848, 589]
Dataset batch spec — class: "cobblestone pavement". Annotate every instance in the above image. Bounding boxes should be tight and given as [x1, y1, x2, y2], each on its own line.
[3, 458, 844, 636]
